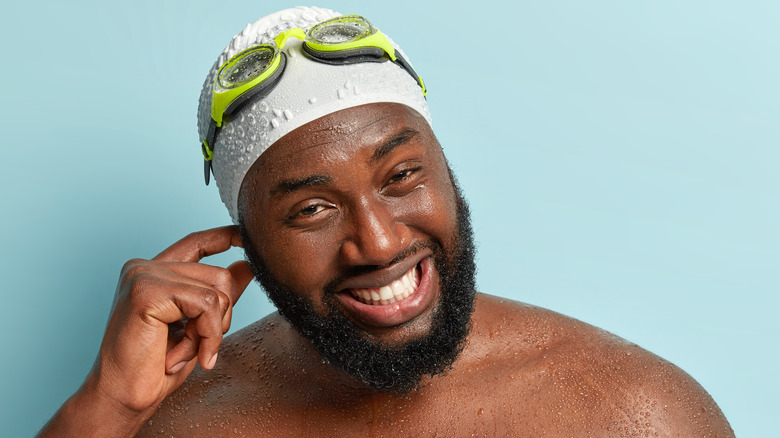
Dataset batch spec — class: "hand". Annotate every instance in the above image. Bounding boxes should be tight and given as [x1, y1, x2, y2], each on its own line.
[89, 226, 253, 416]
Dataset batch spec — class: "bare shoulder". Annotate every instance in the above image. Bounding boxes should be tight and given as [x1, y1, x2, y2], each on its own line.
[462, 293, 735, 437]
[137, 313, 295, 437]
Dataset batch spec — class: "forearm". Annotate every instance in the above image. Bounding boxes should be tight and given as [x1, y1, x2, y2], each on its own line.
[37, 378, 154, 438]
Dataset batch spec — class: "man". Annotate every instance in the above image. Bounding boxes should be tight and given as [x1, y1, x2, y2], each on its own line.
[40, 7, 733, 437]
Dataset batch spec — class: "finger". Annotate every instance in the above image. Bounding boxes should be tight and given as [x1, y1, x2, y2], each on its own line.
[166, 320, 200, 373]
[157, 261, 248, 304]
[141, 280, 228, 326]
[218, 261, 255, 334]
[144, 283, 227, 370]
[194, 313, 223, 370]
[155, 261, 252, 335]
[172, 266, 235, 335]
[227, 260, 254, 304]
[165, 260, 253, 314]
[153, 226, 243, 263]
[167, 319, 187, 347]
[174, 289, 227, 371]
[222, 304, 233, 335]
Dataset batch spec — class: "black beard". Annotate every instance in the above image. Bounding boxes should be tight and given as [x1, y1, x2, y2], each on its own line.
[239, 178, 477, 394]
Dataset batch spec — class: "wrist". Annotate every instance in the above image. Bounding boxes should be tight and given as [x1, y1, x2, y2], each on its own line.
[38, 374, 155, 438]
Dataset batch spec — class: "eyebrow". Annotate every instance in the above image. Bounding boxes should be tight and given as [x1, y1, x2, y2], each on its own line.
[270, 174, 332, 197]
[268, 128, 420, 198]
[370, 128, 420, 164]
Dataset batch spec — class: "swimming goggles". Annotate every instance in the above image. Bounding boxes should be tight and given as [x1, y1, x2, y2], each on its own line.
[201, 15, 427, 184]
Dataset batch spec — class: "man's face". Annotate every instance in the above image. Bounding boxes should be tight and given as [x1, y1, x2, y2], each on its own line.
[238, 103, 476, 393]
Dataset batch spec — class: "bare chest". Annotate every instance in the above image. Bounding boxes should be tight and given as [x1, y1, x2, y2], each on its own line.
[143, 368, 620, 438]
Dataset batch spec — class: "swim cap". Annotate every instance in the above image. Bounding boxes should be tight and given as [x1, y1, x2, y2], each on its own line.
[196, 6, 432, 223]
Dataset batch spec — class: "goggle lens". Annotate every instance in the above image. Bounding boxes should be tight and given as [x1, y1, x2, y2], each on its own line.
[203, 15, 425, 185]
[308, 16, 374, 44]
[218, 47, 276, 89]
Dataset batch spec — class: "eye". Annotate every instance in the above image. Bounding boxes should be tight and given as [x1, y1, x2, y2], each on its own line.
[388, 166, 421, 184]
[390, 168, 415, 183]
[287, 199, 334, 222]
[299, 204, 325, 216]
[382, 164, 424, 197]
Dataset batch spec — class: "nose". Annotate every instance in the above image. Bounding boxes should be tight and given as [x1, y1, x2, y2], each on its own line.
[339, 196, 411, 267]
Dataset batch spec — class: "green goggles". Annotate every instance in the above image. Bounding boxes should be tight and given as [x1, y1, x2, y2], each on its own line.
[201, 15, 427, 184]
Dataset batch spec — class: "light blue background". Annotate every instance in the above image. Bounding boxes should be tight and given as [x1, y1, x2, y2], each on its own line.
[1, 1, 777, 436]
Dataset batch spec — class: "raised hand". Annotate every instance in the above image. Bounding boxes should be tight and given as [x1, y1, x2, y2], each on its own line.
[38, 226, 255, 437]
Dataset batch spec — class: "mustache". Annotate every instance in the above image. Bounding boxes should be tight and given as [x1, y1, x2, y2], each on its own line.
[323, 240, 441, 295]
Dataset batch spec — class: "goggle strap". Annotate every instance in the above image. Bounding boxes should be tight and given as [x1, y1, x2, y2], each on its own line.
[204, 121, 217, 154]
[202, 121, 217, 185]
[204, 159, 212, 185]
[392, 51, 427, 98]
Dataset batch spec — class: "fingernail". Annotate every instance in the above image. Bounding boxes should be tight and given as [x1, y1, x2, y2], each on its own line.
[208, 353, 218, 369]
[169, 361, 188, 374]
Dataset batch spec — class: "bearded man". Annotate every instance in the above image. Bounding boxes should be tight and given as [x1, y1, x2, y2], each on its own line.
[40, 7, 733, 437]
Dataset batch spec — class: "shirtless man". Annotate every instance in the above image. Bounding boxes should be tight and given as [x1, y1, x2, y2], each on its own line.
[40, 7, 733, 437]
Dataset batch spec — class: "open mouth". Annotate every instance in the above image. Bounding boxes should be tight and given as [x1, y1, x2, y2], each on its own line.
[335, 255, 435, 328]
[348, 264, 420, 306]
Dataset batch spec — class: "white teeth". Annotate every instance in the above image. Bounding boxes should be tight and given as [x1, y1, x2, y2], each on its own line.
[379, 286, 393, 300]
[349, 265, 420, 306]
[390, 279, 404, 296]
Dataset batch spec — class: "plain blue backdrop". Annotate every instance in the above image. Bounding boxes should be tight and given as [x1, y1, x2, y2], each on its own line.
[2, 1, 777, 436]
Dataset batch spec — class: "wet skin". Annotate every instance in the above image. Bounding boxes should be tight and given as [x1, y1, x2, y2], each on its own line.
[238, 102, 459, 345]
[141, 297, 733, 437]
[133, 103, 733, 436]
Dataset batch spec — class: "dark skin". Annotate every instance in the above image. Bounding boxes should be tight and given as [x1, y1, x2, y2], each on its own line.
[40, 103, 733, 437]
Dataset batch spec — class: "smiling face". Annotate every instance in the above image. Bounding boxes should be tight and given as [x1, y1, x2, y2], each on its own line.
[238, 102, 476, 392]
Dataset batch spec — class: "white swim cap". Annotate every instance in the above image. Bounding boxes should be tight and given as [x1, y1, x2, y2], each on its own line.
[196, 6, 432, 224]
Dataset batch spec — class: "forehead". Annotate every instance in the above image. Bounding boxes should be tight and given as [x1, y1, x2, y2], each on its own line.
[239, 102, 434, 198]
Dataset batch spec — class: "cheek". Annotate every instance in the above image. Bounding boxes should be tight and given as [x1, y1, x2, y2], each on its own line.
[243, 191, 338, 297]
[402, 176, 458, 241]
[256, 225, 343, 295]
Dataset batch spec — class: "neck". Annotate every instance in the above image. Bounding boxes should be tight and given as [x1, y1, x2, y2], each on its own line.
[279, 317, 438, 405]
